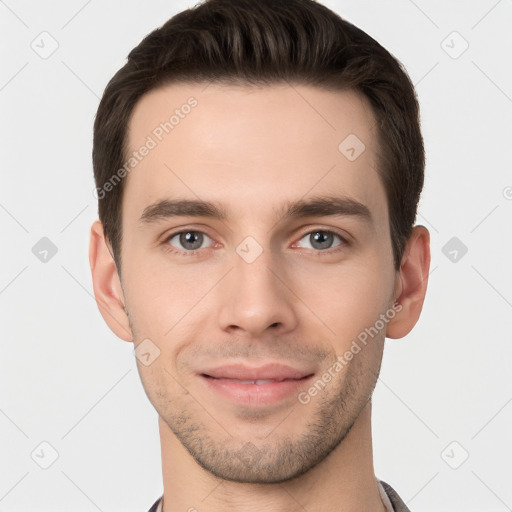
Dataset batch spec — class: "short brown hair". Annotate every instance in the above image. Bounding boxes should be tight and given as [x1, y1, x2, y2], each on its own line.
[93, 0, 424, 271]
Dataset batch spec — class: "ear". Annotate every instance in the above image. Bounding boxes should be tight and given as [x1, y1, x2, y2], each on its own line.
[88, 220, 133, 342]
[386, 225, 430, 339]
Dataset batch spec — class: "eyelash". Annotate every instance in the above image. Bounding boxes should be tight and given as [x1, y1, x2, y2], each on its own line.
[161, 228, 349, 257]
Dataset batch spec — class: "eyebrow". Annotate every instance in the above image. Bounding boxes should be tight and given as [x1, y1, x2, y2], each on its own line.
[138, 195, 372, 226]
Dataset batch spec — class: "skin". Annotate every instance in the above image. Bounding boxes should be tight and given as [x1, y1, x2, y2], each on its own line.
[89, 82, 430, 512]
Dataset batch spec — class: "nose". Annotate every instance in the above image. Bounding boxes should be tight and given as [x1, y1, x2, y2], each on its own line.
[217, 245, 299, 337]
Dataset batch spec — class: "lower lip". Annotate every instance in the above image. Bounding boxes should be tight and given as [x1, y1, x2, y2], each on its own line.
[200, 374, 314, 406]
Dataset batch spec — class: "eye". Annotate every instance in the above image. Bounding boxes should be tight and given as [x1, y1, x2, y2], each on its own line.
[165, 230, 213, 252]
[295, 230, 346, 251]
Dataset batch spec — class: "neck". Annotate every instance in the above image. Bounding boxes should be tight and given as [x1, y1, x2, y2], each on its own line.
[158, 402, 386, 512]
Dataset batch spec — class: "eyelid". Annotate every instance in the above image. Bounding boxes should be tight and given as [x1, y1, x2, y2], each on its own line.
[160, 224, 214, 242]
[294, 225, 352, 244]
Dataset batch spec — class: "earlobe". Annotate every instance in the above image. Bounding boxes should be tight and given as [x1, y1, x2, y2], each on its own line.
[386, 225, 431, 339]
[88, 220, 133, 342]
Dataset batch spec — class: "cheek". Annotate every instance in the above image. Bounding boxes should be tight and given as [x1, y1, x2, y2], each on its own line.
[136, 356, 183, 414]
[295, 260, 393, 346]
[122, 252, 219, 339]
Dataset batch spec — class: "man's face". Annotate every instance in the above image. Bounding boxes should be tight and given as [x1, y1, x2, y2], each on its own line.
[119, 82, 399, 483]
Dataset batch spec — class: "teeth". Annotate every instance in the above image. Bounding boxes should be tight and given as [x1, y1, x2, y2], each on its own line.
[223, 378, 277, 385]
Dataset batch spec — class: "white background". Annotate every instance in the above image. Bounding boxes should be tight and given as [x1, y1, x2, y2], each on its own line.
[1, 0, 511, 511]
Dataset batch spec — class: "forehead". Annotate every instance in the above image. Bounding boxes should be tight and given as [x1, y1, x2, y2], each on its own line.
[123, 82, 386, 225]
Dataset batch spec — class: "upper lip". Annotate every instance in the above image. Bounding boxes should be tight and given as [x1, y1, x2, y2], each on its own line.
[201, 363, 314, 381]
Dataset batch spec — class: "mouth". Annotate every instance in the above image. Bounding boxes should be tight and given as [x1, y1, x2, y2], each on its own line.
[199, 363, 315, 406]
[202, 376, 309, 385]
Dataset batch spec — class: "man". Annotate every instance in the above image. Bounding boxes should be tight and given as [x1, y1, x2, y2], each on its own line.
[89, 0, 430, 510]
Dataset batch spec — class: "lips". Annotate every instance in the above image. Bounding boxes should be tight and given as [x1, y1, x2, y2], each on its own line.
[199, 362, 315, 406]
[200, 363, 313, 382]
